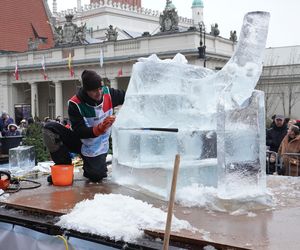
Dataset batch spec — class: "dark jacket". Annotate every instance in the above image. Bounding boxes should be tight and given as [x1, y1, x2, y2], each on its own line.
[3, 130, 20, 137]
[68, 87, 125, 139]
[0, 117, 14, 132]
[266, 124, 287, 152]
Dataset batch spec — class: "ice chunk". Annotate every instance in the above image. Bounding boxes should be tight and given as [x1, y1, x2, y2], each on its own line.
[112, 11, 270, 201]
[9, 146, 35, 174]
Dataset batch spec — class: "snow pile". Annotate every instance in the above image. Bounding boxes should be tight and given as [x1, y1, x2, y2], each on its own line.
[57, 193, 194, 242]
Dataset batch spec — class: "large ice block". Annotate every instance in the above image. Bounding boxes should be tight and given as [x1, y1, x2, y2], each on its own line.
[112, 11, 270, 200]
[217, 91, 266, 198]
[9, 146, 35, 174]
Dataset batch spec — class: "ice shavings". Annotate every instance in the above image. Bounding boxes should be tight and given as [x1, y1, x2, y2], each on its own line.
[267, 175, 300, 208]
[177, 175, 300, 213]
[176, 182, 274, 213]
[57, 193, 194, 242]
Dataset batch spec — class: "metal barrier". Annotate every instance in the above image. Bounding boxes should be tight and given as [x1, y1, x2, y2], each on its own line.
[282, 152, 300, 176]
[266, 150, 283, 175]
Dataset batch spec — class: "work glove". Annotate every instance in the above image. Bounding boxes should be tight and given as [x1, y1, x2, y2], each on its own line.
[93, 115, 115, 136]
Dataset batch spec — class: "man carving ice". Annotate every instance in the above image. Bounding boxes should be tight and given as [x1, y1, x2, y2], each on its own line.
[43, 70, 125, 182]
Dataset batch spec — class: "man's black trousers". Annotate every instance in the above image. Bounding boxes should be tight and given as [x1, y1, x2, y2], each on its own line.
[43, 122, 107, 182]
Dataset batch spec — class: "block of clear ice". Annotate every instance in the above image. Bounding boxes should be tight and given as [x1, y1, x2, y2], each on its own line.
[9, 146, 35, 174]
[112, 12, 270, 200]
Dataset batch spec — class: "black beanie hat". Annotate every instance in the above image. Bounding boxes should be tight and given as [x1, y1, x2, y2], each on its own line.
[81, 70, 102, 91]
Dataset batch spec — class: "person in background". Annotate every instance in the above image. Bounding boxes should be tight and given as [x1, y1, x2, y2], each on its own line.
[27, 117, 34, 125]
[295, 119, 300, 128]
[266, 114, 287, 153]
[0, 112, 14, 133]
[284, 117, 290, 126]
[43, 70, 125, 183]
[55, 116, 62, 124]
[2, 124, 20, 137]
[25, 117, 36, 137]
[288, 119, 296, 128]
[268, 114, 276, 129]
[44, 117, 51, 123]
[18, 119, 28, 135]
[278, 125, 300, 176]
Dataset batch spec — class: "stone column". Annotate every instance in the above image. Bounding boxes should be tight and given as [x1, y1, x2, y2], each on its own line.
[54, 81, 63, 118]
[30, 82, 39, 118]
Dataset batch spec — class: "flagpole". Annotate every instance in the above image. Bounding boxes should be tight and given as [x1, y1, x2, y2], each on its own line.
[99, 48, 106, 78]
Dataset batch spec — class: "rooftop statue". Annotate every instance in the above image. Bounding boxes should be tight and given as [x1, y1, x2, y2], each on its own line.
[210, 23, 220, 37]
[53, 14, 87, 46]
[230, 30, 238, 42]
[105, 25, 118, 41]
[159, 0, 179, 32]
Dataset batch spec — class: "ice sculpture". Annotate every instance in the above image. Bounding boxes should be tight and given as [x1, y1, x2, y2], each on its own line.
[112, 12, 270, 200]
[9, 146, 35, 174]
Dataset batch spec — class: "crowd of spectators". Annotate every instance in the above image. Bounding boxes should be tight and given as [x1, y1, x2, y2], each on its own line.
[267, 114, 300, 176]
[0, 111, 71, 138]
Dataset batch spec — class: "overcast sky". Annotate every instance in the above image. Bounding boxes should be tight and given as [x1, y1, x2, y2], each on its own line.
[49, 0, 300, 48]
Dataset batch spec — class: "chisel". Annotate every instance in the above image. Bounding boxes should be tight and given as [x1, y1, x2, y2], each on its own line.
[118, 127, 178, 133]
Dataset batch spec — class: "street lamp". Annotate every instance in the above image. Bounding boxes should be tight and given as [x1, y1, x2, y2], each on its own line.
[198, 21, 206, 67]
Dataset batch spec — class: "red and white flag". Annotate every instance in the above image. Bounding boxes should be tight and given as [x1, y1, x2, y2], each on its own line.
[68, 53, 74, 77]
[117, 68, 123, 77]
[41, 56, 48, 80]
[14, 61, 19, 80]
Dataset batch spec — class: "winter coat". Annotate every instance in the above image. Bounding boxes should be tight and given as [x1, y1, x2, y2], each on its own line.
[3, 129, 20, 137]
[68, 87, 125, 139]
[0, 117, 14, 132]
[278, 135, 300, 176]
[266, 124, 287, 152]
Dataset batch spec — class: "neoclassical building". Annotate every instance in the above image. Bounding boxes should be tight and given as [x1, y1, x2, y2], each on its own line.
[0, 0, 236, 123]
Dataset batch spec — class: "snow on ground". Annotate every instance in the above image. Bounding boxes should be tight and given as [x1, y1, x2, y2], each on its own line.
[176, 175, 300, 213]
[57, 193, 194, 242]
[57, 175, 300, 244]
[176, 183, 274, 213]
[0, 189, 9, 201]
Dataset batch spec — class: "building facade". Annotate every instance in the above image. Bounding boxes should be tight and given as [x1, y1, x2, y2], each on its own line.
[0, 0, 236, 123]
[55, 0, 195, 42]
[257, 46, 300, 120]
[0, 31, 235, 123]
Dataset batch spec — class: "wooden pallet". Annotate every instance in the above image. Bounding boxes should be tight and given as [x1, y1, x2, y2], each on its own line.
[1, 174, 300, 249]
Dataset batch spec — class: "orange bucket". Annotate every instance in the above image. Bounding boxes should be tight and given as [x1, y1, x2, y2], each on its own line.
[51, 165, 74, 186]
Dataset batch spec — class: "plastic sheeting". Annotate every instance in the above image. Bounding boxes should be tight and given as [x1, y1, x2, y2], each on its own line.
[0, 222, 117, 250]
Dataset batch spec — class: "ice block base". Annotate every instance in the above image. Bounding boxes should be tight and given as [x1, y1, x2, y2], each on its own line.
[112, 158, 218, 200]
